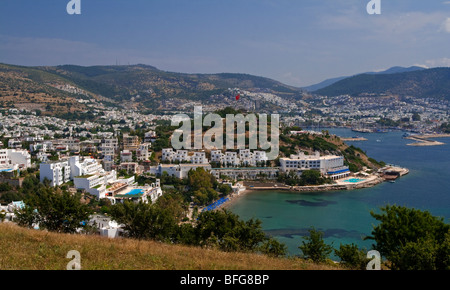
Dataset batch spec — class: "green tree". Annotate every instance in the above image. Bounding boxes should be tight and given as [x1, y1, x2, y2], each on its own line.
[155, 193, 188, 223]
[259, 238, 288, 258]
[188, 167, 219, 206]
[367, 205, 450, 270]
[300, 170, 324, 185]
[195, 209, 277, 254]
[298, 227, 333, 263]
[188, 167, 217, 192]
[15, 187, 92, 234]
[335, 243, 370, 270]
[109, 201, 178, 242]
[217, 183, 232, 196]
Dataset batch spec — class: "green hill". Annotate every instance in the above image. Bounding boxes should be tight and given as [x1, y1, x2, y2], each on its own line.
[314, 67, 450, 100]
[0, 62, 304, 114]
[0, 63, 88, 113]
[38, 64, 302, 103]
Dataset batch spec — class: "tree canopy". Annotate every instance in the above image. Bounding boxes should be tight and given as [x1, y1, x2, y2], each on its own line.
[15, 187, 92, 234]
[367, 205, 450, 270]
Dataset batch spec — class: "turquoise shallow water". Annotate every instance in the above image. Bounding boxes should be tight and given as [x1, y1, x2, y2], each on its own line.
[228, 128, 450, 257]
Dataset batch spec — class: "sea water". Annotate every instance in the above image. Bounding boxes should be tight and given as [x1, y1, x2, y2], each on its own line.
[228, 128, 450, 257]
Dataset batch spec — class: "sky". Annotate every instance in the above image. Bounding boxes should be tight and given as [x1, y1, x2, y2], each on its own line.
[0, 0, 450, 87]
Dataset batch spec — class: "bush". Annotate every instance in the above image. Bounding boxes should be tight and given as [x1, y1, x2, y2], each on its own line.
[298, 227, 333, 263]
[367, 205, 450, 270]
[335, 243, 370, 270]
[15, 187, 92, 234]
[109, 201, 178, 242]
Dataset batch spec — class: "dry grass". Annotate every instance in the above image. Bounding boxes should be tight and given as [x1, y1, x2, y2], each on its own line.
[0, 223, 340, 270]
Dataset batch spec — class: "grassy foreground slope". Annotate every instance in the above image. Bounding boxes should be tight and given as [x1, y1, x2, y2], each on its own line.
[0, 223, 339, 270]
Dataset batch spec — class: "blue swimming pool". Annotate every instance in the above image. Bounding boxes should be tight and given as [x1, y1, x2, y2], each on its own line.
[124, 189, 144, 196]
[344, 178, 365, 183]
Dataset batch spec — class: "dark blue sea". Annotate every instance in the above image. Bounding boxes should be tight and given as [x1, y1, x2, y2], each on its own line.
[228, 128, 450, 257]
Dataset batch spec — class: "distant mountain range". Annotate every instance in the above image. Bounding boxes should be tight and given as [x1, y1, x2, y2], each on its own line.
[303, 66, 426, 92]
[313, 67, 450, 100]
[1, 62, 449, 117]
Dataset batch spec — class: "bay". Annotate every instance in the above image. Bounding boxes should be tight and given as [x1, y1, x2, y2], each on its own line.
[228, 128, 450, 257]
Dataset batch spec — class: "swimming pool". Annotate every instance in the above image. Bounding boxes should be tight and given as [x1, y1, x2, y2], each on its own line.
[344, 178, 366, 183]
[0, 168, 13, 172]
[124, 189, 145, 196]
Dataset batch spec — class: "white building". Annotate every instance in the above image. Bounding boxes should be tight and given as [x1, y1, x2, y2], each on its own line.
[161, 149, 190, 163]
[211, 150, 224, 163]
[191, 152, 208, 164]
[0, 149, 31, 169]
[254, 151, 268, 165]
[69, 156, 103, 179]
[239, 149, 268, 167]
[73, 170, 117, 199]
[40, 156, 115, 190]
[101, 138, 119, 150]
[7, 139, 22, 149]
[120, 150, 133, 162]
[144, 131, 157, 143]
[40, 160, 71, 187]
[279, 152, 350, 180]
[0, 150, 9, 167]
[210, 149, 268, 167]
[161, 148, 174, 162]
[150, 163, 212, 179]
[89, 215, 123, 239]
[136, 143, 151, 161]
[100, 145, 115, 157]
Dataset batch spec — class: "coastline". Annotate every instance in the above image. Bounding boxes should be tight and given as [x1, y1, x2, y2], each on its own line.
[220, 174, 391, 210]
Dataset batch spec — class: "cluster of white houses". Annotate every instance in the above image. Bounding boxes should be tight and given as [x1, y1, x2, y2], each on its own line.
[162, 149, 269, 167]
[39, 156, 162, 204]
[157, 148, 349, 181]
[38, 146, 349, 195]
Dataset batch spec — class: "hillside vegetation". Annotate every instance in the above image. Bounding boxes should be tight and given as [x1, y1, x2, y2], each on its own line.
[0, 63, 87, 113]
[279, 130, 385, 172]
[0, 223, 338, 270]
[314, 67, 450, 100]
[0, 63, 303, 114]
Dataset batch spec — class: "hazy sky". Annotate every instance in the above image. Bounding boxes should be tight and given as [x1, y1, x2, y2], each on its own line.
[1, 0, 450, 87]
